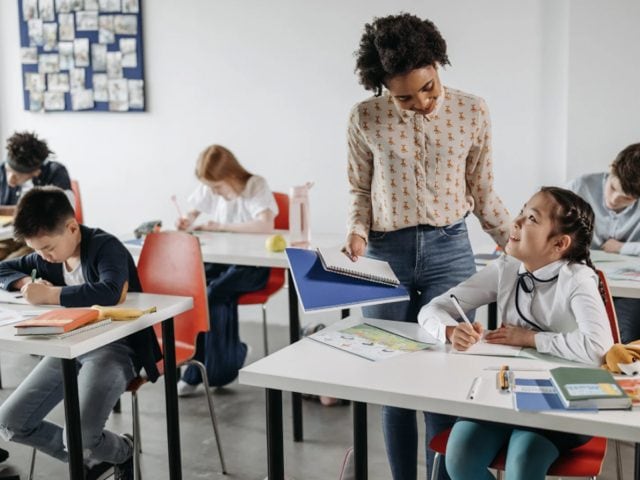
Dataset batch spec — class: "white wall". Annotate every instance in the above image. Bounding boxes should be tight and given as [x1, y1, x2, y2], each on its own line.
[0, 0, 566, 248]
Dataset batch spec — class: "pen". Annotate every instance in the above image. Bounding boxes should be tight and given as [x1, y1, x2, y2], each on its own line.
[30, 269, 37, 283]
[498, 365, 510, 391]
[170, 194, 183, 219]
[450, 294, 472, 324]
[467, 376, 482, 400]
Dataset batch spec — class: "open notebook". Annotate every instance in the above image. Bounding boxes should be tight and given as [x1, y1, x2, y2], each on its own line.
[317, 246, 400, 286]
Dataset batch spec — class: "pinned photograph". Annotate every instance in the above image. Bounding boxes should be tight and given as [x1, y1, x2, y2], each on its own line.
[108, 78, 128, 111]
[92, 73, 108, 101]
[23, 0, 39, 20]
[38, 53, 60, 73]
[128, 79, 144, 109]
[99, 0, 121, 12]
[28, 18, 44, 46]
[44, 91, 66, 111]
[76, 11, 98, 30]
[43, 23, 58, 51]
[47, 73, 70, 92]
[24, 72, 46, 92]
[106, 51, 123, 78]
[55, 0, 71, 13]
[98, 15, 115, 44]
[20, 47, 38, 64]
[122, 0, 139, 13]
[120, 38, 137, 68]
[39, 0, 55, 22]
[29, 92, 44, 112]
[70, 67, 86, 90]
[70, 0, 84, 10]
[71, 89, 95, 110]
[73, 38, 90, 67]
[84, 0, 99, 10]
[91, 43, 107, 71]
[58, 41, 74, 70]
[114, 15, 137, 35]
[58, 13, 75, 41]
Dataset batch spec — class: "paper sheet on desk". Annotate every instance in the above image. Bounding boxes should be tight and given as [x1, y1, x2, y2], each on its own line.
[0, 290, 29, 305]
[0, 307, 44, 327]
[452, 341, 522, 357]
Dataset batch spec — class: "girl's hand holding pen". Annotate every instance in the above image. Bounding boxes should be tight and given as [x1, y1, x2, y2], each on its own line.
[448, 322, 483, 351]
[175, 216, 193, 231]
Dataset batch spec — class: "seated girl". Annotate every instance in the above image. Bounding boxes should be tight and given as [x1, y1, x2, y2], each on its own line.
[418, 186, 614, 480]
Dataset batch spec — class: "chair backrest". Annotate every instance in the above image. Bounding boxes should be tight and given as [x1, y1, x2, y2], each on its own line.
[137, 231, 210, 348]
[70, 179, 83, 224]
[596, 269, 621, 343]
[273, 192, 289, 230]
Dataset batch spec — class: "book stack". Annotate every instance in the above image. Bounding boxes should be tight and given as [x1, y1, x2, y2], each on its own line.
[14, 308, 110, 337]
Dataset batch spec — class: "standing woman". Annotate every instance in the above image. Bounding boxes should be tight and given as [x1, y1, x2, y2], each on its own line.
[345, 13, 511, 480]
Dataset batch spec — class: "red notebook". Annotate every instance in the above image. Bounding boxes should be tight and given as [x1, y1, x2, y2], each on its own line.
[15, 308, 100, 335]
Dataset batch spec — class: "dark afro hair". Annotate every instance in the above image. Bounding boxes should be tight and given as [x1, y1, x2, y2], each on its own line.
[5, 131, 52, 171]
[354, 13, 450, 96]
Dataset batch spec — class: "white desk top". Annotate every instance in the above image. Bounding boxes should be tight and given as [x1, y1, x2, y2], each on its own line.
[125, 231, 346, 268]
[0, 226, 13, 242]
[0, 293, 192, 359]
[240, 316, 640, 443]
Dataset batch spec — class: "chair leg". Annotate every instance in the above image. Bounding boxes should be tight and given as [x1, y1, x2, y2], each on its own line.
[191, 360, 227, 474]
[431, 452, 441, 480]
[614, 439, 623, 480]
[261, 304, 269, 357]
[28, 447, 36, 480]
[496, 471, 503, 480]
[131, 390, 143, 480]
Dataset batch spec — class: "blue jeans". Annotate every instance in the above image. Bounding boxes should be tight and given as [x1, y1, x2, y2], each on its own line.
[0, 341, 136, 465]
[182, 263, 269, 387]
[445, 419, 589, 480]
[613, 297, 640, 343]
[362, 221, 477, 480]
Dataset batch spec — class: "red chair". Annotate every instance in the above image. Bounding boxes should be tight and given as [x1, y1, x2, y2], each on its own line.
[238, 192, 289, 356]
[70, 179, 83, 224]
[429, 270, 622, 480]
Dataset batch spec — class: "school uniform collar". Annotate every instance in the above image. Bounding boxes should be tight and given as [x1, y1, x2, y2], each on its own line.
[389, 85, 446, 124]
[517, 259, 566, 281]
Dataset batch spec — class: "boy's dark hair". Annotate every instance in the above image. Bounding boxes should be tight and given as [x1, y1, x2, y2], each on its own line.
[611, 143, 640, 198]
[354, 13, 450, 96]
[13, 187, 75, 241]
[5, 131, 53, 174]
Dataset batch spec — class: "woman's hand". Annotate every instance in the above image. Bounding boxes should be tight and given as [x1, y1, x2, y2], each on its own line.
[344, 233, 366, 261]
[484, 325, 536, 347]
[447, 322, 483, 351]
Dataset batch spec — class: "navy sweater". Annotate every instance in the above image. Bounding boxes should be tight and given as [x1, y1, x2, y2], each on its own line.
[0, 160, 71, 206]
[0, 225, 162, 381]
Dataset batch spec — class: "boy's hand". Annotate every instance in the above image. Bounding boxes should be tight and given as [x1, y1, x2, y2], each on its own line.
[448, 322, 483, 351]
[602, 239, 623, 253]
[20, 283, 61, 305]
[12, 277, 54, 290]
[484, 325, 536, 347]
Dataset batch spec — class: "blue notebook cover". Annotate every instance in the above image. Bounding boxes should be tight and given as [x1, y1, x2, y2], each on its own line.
[513, 378, 566, 411]
[285, 248, 410, 313]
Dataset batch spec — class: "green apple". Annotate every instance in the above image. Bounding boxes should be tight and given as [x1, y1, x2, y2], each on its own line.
[265, 234, 287, 252]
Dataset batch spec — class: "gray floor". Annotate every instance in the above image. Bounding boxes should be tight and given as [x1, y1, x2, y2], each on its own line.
[0, 321, 636, 480]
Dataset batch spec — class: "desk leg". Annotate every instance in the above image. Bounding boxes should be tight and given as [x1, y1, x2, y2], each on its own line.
[487, 302, 498, 330]
[287, 270, 303, 442]
[162, 318, 182, 480]
[61, 358, 84, 480]
[341, 309, 350, 319]
[266, 388, 285, 480]
[635, 443, 640, 480]
[353, 402, 368, 480]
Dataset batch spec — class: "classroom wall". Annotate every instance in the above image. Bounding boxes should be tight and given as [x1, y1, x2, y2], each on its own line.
[1, 0, 638, 246]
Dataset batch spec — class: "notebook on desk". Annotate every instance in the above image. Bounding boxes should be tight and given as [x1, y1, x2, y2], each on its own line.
[285, 248, 409, 313]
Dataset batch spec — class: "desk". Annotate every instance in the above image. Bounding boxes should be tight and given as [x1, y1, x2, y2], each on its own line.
[126, 231, 345, 442]
[0, 293, 193, 480]
[240, 316, 640, 480]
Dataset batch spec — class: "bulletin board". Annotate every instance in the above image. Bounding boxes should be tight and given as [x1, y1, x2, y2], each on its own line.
[18, 0, 145, 112]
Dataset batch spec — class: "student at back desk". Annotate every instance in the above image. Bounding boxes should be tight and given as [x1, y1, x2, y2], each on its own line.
[0, 187, 161, 480]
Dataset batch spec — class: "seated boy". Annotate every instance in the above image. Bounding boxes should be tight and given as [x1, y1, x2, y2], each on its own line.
[0, 131, 74, 260]
[568, 142, 640, 343]
[0, 187, 162, 480]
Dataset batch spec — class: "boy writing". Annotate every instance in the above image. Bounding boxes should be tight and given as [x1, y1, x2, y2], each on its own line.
[0, 187, 161, 480]
[568, 142, 640, 343]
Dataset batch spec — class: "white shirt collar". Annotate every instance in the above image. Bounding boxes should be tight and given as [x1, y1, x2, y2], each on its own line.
[517, 259, 566, 280]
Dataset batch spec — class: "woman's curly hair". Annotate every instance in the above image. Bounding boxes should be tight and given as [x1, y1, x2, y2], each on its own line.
[354, 13, 450, 96]
[6, 131, 52, 171]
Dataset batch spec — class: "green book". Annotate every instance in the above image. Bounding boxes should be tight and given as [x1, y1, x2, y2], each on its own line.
[549, 367, 631, 410]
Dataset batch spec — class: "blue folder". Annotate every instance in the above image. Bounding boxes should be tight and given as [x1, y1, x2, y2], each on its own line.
[285, 248, 410, 313]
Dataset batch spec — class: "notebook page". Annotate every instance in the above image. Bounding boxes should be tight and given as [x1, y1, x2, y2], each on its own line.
[317, 247, 400, 285]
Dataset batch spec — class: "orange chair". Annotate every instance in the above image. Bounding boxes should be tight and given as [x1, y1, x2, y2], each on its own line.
[238, 192, 289, 356]
[429, 270, 622, 480]
[70, 179, 83, 224]
[130, 231, 227, 477]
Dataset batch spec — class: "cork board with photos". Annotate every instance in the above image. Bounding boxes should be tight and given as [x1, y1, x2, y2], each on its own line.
[18, 0, 145, 112]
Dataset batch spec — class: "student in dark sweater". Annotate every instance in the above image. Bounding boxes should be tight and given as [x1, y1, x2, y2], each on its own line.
[0, 187, 161, 480]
